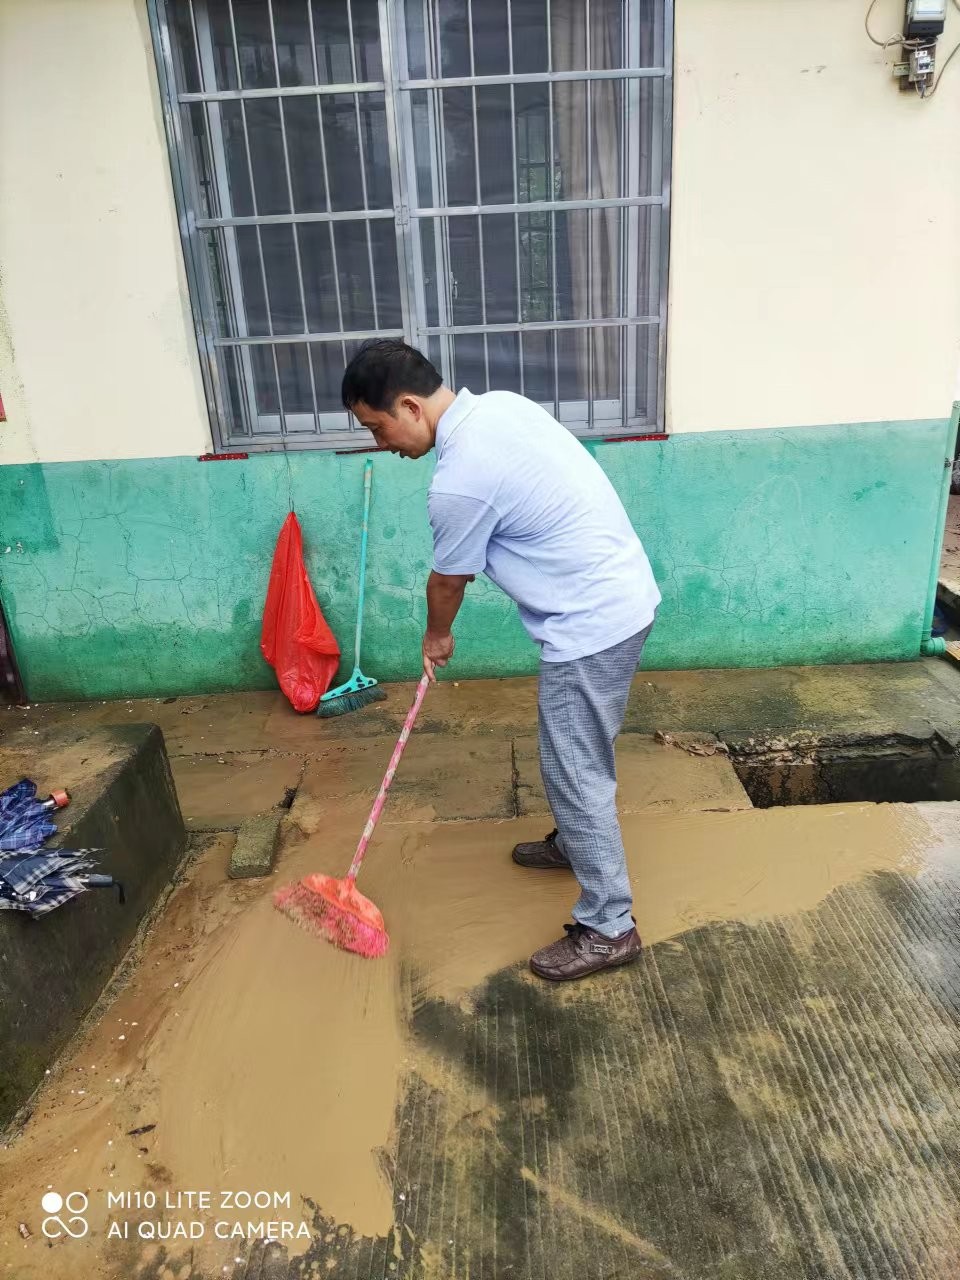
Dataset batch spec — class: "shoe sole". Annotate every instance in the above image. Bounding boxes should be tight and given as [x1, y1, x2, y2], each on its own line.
[510, 850, 572, 870]
[529, 947, 642, 982]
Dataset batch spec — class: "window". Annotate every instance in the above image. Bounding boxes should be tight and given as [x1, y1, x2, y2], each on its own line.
[150, 0, 672, 450]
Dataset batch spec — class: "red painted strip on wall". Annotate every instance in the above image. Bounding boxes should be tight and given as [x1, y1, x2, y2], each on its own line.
[0, 390, 6, 422]
[197, 452, 249, 461]
[600, 433, 668, 444]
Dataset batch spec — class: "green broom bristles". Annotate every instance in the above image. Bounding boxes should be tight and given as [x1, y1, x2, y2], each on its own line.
[316, 683, 387, 718]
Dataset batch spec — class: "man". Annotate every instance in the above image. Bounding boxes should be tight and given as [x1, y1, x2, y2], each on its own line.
[341, 339, 661, 982]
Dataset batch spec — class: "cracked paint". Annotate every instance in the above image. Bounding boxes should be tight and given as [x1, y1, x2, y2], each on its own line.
[0, 419, 949, 700]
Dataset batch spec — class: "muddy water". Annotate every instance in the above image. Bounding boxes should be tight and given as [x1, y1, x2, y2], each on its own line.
[346, 802, 930, 1002]
[0, 801, 932, 1278]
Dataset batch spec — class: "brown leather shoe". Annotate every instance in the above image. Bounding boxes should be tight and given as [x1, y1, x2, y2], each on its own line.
[529, 920, 642, 982]
[511, 828, 572, 869]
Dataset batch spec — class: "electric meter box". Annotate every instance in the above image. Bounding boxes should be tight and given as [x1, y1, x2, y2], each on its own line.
[906, 0, 947, 35]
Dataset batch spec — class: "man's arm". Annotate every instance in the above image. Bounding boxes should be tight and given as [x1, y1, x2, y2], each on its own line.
[424, 490, 500, 682]
[423, 571, 474, 682]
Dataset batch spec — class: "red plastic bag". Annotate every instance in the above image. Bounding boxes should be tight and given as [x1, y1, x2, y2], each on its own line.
[261, 513, 340, 714]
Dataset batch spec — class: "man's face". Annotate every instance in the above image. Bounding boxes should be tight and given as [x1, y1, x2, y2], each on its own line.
[351, 395, 434, 459]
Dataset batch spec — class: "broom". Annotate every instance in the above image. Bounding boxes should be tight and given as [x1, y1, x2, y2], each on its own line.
[274, 674, 430, 957]
[317, 457, 386, 717]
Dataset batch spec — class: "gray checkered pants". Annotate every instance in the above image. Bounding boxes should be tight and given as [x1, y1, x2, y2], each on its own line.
[538, 623, 654, 938]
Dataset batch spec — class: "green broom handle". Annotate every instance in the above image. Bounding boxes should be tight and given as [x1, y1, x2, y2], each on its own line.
[354, 458, 373, 666]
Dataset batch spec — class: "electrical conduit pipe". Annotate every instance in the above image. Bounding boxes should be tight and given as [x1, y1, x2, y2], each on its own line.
[920, 401, 960, 656]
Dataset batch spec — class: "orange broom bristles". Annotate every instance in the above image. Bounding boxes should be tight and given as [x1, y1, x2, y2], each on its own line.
[273, 873, 389, 958]
[274, 676, 430, 959]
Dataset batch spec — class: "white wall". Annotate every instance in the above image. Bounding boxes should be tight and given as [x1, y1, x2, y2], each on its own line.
[0, 0, 212, 465]
[1, 0, 958, 465]
[667, 0, 960, 432]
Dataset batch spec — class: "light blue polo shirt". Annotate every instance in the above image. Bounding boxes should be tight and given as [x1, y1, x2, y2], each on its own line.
[428, 389, 661, 663]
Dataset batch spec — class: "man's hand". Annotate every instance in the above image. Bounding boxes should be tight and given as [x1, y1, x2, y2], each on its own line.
[422, 629, 455, 683]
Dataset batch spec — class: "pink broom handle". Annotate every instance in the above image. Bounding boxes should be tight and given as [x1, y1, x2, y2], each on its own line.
[346, 675, 430, 882]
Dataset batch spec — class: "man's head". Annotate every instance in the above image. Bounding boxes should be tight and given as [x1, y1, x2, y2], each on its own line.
[341, 339, 451, 459]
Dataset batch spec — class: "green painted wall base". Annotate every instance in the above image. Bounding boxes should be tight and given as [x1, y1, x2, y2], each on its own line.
[0, 418, 948, 701]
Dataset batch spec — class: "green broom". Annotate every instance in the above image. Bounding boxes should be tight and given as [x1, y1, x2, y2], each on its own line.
[317, 458, 387, 718]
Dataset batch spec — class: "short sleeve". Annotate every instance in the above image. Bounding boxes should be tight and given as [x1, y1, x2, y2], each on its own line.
[428, 492, 500, 575]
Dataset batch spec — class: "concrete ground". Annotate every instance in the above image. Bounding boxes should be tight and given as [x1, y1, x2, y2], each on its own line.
[3, 659, 960, 1279]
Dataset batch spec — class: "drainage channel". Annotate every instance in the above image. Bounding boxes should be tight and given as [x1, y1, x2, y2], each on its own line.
[726, 731, 960, 809]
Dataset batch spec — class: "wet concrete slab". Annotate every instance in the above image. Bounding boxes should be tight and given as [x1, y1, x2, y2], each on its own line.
[170, 751, 304, 831]
[2, 795, 956, 1280]
[8, 656, 960, 756]
[514, 734, 752, 818]
[288, 735, 515, 831]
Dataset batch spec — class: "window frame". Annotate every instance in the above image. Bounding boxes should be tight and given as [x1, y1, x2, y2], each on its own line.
[148, 0, 673, 453]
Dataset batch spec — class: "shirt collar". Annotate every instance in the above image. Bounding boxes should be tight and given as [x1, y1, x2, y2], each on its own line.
[435, 388, 477, 457]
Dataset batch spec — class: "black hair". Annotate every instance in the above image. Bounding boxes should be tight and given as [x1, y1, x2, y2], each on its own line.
[341, 339, 443, 413]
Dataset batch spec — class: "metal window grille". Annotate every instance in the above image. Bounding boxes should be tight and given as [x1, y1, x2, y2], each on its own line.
[149, 0, 672, 451]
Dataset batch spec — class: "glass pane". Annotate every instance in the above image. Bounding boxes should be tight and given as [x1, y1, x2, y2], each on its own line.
[350, 0, 383, 80]
[551, 80, 587, 200]
[442, 88, 477, 206]
[635, 323, 658, 423]
[220, 347, 251, 436]
[557, 328, 587, 401]
[588, 0, 624, 71]
[634, 205, 657, 317]
[206, 102, 247, 215]
[236, 226, 268, 335]
[282, 97, 327, 212]
[418, 221, 440, 326]
[322, 95, 361, 211]
[357, 93, 391, 208]
[512, 0, 550, 73]
[203, 2, 238, 89]
[411, 92, 435, 207]
[334, 223, 375, 329]
[200, 230, 244, 338]
[515, 84, 553, 202]
[482, 214, 518, 323]
[426, 336, 444, 375]
[522, 328, 555, 402]
[300, 223, 341, 332]
[518, 209, 554, 321]
[184, 105, 216, 219]
[552, 210, 579, 320]
[544, 0, 658, 73]
[310, 342, 350, 413]
[369, 222, 403, 329]
[261, 224, 306, 331]
[447, 218, 483, 325]
[233, 0, 278, 89]
[272, 0, 314, 86]
[321, 94, 390, 211]
[472, 0, 510, 75]
[276, 343, 317, 418]
[251, 344, 280, 414]
[404, 0, 428, 78]
[438, 0, 470, 76]
[487, 331, 521, 392]
[312, 0, 353, 81]
[550, 0, 586, 72]
[587, 207, 621, 319]
[245, 98, 290, 215]
[476, 87, 515, 204]
[169, 1, 202, 93]
[453, 334, 487, 391]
